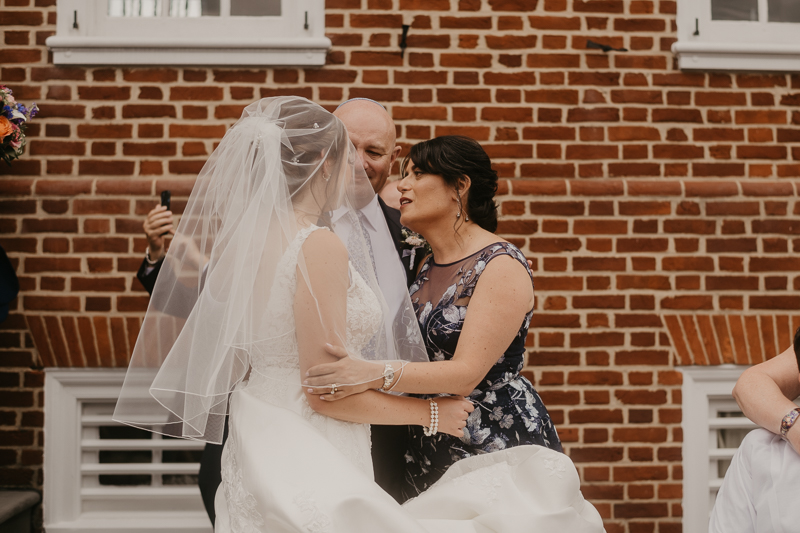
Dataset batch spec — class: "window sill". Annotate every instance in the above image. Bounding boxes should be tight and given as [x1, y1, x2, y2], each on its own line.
[672, 41, 800, 72]
[45, 36, 331, 66]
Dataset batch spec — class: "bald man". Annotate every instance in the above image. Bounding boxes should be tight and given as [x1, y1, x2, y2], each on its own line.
[197, 99, 421, 522]
[333, 98, 422, 503]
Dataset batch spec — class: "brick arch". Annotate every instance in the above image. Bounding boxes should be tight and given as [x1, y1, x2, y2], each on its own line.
[663, 314, 800, 366]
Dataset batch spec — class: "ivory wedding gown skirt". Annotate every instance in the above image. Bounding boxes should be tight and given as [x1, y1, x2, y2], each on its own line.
[214, 227, 605, 533]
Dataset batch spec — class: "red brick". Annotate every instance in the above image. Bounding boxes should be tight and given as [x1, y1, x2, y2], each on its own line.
[487, 35, 538, 49]
[488, 0, 538, 10]
[567, 108, 620, 122]
[529, 15, 581, 29]
[122, 105, 176, 119]
[77, 86, 131, 100]
[440, 16, 492, 28]
[568, 72, 620, 86]
[736, 110, 787, 124]
[573, 0, 623, 13]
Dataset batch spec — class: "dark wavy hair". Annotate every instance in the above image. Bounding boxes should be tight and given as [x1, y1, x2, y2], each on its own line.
[402, 136, 498, 233]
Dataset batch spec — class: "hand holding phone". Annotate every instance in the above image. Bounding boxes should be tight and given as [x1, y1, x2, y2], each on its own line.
[161, 190, 171, 212]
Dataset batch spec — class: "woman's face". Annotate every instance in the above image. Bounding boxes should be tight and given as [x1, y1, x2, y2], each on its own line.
[397, 160, 457, 234]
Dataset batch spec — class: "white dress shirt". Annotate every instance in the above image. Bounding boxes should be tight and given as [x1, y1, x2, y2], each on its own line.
[332, 195, 410, 356]
[710, 428, 800, 533]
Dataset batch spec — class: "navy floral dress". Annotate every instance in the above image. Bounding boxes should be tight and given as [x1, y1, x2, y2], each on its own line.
[402, 242, 562, 499]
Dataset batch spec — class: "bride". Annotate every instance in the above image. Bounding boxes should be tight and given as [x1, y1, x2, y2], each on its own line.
[114, 97, 605, 533]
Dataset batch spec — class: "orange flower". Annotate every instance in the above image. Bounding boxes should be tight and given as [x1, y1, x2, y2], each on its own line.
[0, 116, 12, 143]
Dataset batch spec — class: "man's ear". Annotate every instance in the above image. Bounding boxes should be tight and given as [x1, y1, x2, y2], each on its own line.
[390, 145, 402, 167]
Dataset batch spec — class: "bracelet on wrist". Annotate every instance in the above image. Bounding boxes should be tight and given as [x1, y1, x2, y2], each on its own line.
[387, 365, 404, 392]
[780, 407, 800, 438]
[380, 363, 395, 392]
[423, 399, 439, 436]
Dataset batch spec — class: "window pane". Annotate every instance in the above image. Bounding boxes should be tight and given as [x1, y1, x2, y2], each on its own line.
[230, 0, 281, 17]
[769, 0, 800, 22]
[108, 0, 161, 17]
[169, 0, 220, 17]
[711, 0, 759, 21]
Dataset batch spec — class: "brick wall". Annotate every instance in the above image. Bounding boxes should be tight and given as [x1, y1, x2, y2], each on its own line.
[2, 0, 800, 531]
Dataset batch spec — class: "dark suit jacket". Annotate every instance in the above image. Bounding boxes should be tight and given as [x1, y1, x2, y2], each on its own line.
[138, 199, 422, 524]
[136, 257, 161, 295]
[371, 197, 422, 503]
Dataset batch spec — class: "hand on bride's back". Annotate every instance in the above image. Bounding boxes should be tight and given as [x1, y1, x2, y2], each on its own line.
[436, 396, 474, 438]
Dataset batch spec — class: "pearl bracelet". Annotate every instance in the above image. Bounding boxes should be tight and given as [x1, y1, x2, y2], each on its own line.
[423, 399, 439, 436]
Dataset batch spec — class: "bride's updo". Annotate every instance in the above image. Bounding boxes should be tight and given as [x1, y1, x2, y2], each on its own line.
[278, 102, 348, 195]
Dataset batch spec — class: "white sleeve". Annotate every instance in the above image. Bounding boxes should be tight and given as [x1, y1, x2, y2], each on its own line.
[708, 431, 759, 533]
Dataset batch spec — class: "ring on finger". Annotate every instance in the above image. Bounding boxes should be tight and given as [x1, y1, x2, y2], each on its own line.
[331, 383, 338, 395]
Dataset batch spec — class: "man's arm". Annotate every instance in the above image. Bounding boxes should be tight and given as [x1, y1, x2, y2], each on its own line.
[136, 257, 162, 295]
[136, 204, 174, 295]
[732, 343, 800, 453]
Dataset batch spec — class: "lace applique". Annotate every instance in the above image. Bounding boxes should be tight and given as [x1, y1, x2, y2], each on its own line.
[293, 490, 333, 533]
[544, 455, 567, 479]
[221, 438, 265, 533]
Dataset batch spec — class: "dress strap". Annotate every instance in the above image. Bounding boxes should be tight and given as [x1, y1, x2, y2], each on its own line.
[481, 243, 534, 279]
[278, 225, 329, 278]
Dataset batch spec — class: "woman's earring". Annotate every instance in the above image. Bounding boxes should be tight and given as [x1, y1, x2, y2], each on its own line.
[456, 195, 462, 218]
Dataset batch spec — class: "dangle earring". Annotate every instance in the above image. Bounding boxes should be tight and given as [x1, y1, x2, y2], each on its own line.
[456, 195, 462, 219]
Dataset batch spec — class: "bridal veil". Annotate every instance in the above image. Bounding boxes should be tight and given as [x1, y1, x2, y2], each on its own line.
[114, 97, 427, 444]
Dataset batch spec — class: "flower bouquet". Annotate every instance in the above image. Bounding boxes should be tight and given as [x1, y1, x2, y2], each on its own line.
[1, 86, 38, 166]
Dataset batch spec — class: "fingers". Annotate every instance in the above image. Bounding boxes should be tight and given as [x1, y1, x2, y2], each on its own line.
[307, 388, 355, 401]
[323, 343, 349, 359]
[304, 363, 338, 379]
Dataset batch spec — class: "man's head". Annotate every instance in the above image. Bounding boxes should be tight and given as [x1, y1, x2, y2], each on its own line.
[334, 99, 401, 194]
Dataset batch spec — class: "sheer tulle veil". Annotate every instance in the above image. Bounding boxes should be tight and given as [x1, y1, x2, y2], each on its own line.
[113, 97, 427, 444]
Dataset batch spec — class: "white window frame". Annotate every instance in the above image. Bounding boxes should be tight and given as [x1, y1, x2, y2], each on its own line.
[673, 0, 800, 72]
[46, 0, 329, 66]
[44, 368, 212, 533]
[680, 366, 758, 533]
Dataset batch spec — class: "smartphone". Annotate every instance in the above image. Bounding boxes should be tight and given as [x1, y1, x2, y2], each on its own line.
[160, 190, 171, 236]
[160, 190, 171, 211]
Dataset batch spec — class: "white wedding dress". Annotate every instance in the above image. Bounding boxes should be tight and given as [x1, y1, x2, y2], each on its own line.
[214, 226, 605, 533]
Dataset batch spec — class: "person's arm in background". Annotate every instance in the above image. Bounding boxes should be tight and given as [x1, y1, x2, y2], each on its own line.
[732, 330, 800, 454]
[137, 205, 174, 295]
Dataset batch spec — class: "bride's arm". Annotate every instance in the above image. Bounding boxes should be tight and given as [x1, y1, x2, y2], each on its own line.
[295, 230, 471, 434]
[307, 255, 535, 398]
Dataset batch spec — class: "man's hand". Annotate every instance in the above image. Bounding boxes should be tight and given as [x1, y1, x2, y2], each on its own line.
[144, 204, 174, 261]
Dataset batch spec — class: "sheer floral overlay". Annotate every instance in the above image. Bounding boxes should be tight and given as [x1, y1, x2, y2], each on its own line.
[403, 242, 562, 498]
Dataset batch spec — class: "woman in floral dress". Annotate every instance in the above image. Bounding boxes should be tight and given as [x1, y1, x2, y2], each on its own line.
[306, 135, 561, 499]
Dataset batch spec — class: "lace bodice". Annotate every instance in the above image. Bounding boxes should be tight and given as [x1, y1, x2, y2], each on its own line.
[242, 225, 381, 474]
[246, 226, 382, 374]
